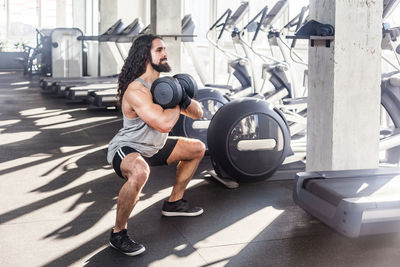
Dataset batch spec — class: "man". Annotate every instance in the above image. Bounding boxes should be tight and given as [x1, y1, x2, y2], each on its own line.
[106, 34, 205, 256]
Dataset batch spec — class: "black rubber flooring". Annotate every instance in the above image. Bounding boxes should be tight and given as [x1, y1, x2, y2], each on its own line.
[1, 71, 400, 267]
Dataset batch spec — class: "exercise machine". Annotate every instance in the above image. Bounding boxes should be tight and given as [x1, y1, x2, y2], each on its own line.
[65, 18, 143, 102]
[172, 2, 258, 149]
[294, 168, 400, 237]
[293, 0, 400, 238]
[88, 15, 198, 108]
[206, 0, 400, 190]
[51, 28, 84, 78]
[39, 19, 125, 91]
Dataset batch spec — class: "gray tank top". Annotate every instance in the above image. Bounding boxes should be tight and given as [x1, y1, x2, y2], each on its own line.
[107, 78, 168, 163]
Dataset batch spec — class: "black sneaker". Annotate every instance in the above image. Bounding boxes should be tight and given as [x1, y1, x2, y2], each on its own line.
[109, 229, 145, 256]
[161, 199, 204, 217]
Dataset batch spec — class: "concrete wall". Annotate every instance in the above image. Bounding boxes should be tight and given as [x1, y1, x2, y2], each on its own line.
[151, 0, 182, 74]
[307, 0, 382, 171]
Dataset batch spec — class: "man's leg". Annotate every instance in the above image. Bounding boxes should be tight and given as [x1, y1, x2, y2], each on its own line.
[115, 152, 150, 232]
[166, 137, 205, 202]
[109, 152, 149, 256]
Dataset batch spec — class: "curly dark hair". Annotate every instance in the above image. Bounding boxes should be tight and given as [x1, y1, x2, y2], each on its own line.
[117, 34, 162, 106]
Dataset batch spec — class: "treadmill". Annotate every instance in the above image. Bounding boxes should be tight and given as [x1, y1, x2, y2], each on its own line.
[65, 18, 143, 101]
[40, 19, 125, 91]
[294, 169, 400, 237]
[88, 15, 196, 108]
[293, 0, 400, 238]
[86, 23, 151, 107]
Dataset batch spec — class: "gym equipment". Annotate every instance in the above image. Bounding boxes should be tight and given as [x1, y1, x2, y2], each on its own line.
[172, 88, 229, 149]
[380, 72, 400, 163]
[87, 88, 120, 108]
[51, 28, 84, 78]
[151, 77, 183, 109]
[292, 0, 400, 239]
[384, 0, 400, 19]
[204, 0, 400, 190]
[89, 15, 195, 108]
[151, 74, 198, 109]
[202, 2, 309, 188]
[39, 19, 127, 90]
[65, 19, 143, 101]
[66, 83, 117, 101]
[172, 3, 253, 148]
[207, 97, 291, 183]
[294, 20, 334, 37]
[173, 73, 198, 99]
[20, 29, 53, 77]
[205, 2, 253, 94]
[293, 168, 400, 238]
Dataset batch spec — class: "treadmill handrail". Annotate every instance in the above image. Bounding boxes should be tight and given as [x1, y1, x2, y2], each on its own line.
[297, 168, 400, 179]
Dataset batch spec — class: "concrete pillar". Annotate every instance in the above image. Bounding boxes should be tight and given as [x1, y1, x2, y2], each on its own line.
[306, 0, 382, 171]
[151, 0, 182, 74]
[99, 0, 148, 76]
[56, 0, 67, 27]
[85, 0, 99, 76]
[99, 1, 119, 76]
[72, 0, 86, 31]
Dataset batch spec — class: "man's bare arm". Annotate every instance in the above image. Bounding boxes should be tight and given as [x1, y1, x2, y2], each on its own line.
[180, 99, 203, 119]
[125, 85, 180, 133]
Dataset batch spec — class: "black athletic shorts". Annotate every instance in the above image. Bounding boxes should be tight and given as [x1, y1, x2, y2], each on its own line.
[112, 137, 178, 179]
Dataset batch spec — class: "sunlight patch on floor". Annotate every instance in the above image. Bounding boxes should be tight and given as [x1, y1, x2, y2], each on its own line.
[133, 179, 204, 215]
[0, 119, 20, 127]
[25, 108, 88, 119]
[13, 86, 29, 91]
[195, 206, 284, 248]
[40, 116, 118, 130]
[61, 118, 122, 135]
[0, 153, 52, 172]
[0, 131, 41, 146]
[35, 114, 73, 126]
[10, 81, 30, 85]
[59, 145, 92, 153]
[20, 107, 62, 116]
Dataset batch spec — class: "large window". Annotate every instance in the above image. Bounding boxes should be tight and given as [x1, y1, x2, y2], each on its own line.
[8, 0, 38, 47]
[0, 0, 6, 44]
[41, 0, 57, 29]
[0, 0, 66, 51]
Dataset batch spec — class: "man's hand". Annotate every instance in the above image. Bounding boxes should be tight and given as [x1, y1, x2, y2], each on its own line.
[179, 87, 192, 110]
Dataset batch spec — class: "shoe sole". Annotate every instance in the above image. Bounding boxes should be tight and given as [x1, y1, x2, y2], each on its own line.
[109, 242, 146, 256]
[162, 209, 204, 217]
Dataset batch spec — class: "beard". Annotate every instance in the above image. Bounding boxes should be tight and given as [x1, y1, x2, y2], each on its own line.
[151, 58, 171, 73]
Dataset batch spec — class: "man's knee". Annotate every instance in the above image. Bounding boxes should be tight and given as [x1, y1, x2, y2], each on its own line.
[192, 140, 206, 159]
[127, 166, 149, 187]
[122, 157, 150, 188]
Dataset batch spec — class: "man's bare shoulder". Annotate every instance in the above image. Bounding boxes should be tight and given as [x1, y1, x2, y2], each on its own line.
[126, 80, 150, 94]
[125, 80, 152, 105]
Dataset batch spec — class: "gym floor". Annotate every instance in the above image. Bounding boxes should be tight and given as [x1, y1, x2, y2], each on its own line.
[1, 71, 400, 267]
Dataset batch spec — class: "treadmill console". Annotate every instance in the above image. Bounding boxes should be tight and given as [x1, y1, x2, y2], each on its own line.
[103, 19, 125, 35]
[226, 2, 249, 28]
[120, 18, 142, 35]
[262, 0, 289, 27]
